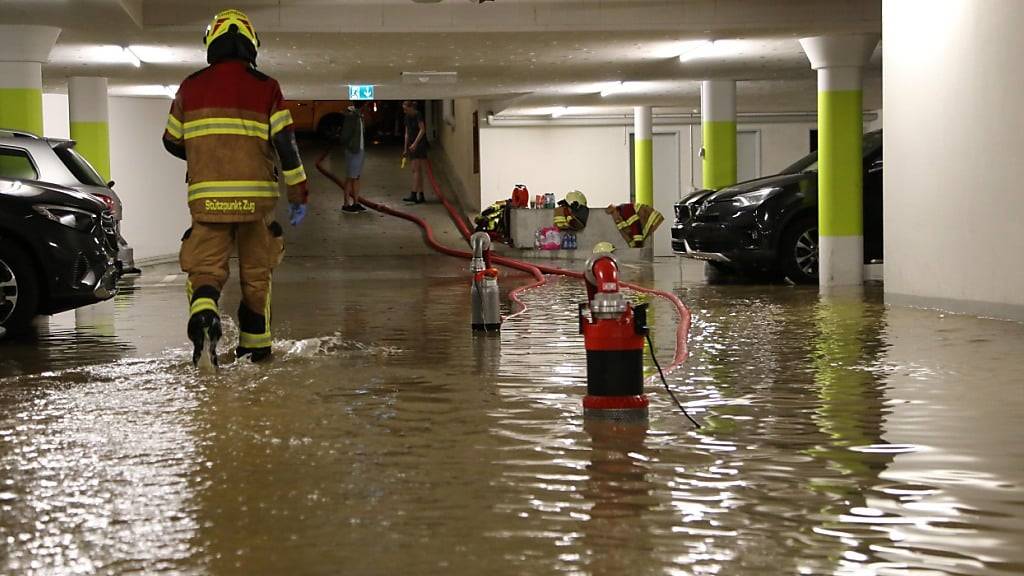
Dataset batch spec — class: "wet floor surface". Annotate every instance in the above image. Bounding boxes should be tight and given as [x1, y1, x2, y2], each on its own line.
[2, 145, 1023, 575]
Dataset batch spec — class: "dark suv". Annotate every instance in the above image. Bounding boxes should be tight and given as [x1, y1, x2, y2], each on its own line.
[672, 130, 883, 283]
[0, 178, 119, 335]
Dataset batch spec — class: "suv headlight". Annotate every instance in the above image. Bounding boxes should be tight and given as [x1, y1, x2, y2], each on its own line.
[32, 205, 96, 232]
[730, 187, 781, 208]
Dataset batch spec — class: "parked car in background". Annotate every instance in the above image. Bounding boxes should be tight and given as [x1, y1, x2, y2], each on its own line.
[0, 129, 138, 274]
[672, 130, 883, 284]
[0, 178, 119, 335]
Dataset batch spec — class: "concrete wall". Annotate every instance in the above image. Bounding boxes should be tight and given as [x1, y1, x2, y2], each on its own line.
[479, 120, 818, 211]
[43, 94, 189, 262]
[435, 98, 481, 214]
[884, 0, 1024, 319]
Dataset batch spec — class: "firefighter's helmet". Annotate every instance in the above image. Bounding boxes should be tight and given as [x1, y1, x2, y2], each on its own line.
[566, 190, 587, 207]
[204, 9, 260, 50]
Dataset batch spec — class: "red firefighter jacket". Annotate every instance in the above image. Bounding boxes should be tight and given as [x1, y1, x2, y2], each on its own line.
[163, 60, 307, 223]
[606, 204, 665, 247]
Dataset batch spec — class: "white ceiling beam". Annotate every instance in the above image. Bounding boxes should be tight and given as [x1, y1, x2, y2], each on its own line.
[141, 0, 880, 34]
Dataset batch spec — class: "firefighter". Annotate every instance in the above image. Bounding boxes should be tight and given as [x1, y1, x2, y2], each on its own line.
[163, 9, 309, 368]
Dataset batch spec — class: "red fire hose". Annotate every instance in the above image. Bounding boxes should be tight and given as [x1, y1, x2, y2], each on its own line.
[314, 149, 692, 383]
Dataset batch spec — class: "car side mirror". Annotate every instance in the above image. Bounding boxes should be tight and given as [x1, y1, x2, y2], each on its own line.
[107, 180, 115, 188]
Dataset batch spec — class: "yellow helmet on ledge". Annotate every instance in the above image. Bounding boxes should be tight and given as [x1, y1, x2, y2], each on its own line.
[204, 9, 260, 49]
[566, 190, 587, 207]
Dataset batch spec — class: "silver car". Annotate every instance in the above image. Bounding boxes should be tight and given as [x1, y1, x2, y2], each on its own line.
[0, 129, 137, 273]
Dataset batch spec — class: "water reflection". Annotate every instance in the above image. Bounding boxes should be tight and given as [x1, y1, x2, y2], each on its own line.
[0, 257, 1022, 575]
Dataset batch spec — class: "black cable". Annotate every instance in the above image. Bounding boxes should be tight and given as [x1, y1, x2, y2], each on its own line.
[646, 332, 701, 429]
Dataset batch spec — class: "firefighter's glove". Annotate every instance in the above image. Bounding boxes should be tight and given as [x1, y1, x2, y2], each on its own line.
[289, 203, 307, 227]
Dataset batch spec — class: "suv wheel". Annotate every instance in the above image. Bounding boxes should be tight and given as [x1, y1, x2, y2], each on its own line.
[0, 243, 39, 334]
[780, 216, 819, 285]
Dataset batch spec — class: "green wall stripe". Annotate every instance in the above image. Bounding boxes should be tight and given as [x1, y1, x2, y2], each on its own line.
[70, 121, 111, 182]
[819, 89, 863, 237]
[0, 88, 43, 135]
[634, 138, 653, 206]
[702, 120, 737, 190]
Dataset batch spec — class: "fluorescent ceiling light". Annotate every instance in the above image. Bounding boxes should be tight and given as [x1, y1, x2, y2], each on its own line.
[550, 107, 568, 118]
[109, 84, 179, 98]
[599, 82, 623, 97]
[122, 46, 141, 68]
[678, 40, 741, 63]
[127, 45, 204, 65]
[401, 71, 458, 84]
[600, 81, 647, 98]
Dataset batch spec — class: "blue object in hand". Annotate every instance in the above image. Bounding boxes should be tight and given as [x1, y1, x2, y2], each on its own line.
[289, 203, 307, 226]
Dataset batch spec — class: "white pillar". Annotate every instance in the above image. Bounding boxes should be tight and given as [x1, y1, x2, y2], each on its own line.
[633, 105, 653, 206]
[800, 34, 879, 288]
[0, 26, 61, 135]
[700, 79, 736, 190]
[68, 77, 111, 181]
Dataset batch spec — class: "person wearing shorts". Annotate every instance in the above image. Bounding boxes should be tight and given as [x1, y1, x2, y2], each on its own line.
[402, 100, 428, 204]
[340, 101, 367, 213]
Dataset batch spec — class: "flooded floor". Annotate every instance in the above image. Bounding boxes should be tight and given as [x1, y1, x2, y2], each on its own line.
[2, 146, 1023, 575]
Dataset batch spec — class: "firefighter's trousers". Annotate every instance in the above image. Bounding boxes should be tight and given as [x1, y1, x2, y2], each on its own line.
[179, 217, 285, 350]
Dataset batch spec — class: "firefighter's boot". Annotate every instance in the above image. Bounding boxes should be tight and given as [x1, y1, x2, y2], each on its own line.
[188, 309, 222, 370]
[236, 301, 272, 363]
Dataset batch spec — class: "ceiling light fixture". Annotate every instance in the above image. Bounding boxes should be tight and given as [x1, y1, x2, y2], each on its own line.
[678, 40, 732, 63]
[550, 107, 568, 118]
[599, 81, 624, 97]
[401, 71, 458, 84]
[599, 81, 648, 98]
[122, 46, 141, 68]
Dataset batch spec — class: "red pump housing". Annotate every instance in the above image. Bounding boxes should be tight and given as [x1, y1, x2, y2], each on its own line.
[580, 255, 648, 418]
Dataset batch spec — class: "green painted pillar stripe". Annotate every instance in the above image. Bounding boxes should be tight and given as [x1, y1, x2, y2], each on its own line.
[70, 121, 111, 181]
[818, 89, 863, 237]
[702, 120, 736, 190]
[0, 88, 43, 135]
[634, 138, 653, 206]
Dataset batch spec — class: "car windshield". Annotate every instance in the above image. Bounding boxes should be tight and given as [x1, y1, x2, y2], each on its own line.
[53, 145, 107, 187]
[781, 131, 883, 175]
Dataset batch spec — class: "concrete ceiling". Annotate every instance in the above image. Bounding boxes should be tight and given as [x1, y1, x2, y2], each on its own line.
[1, 0, 882, 113]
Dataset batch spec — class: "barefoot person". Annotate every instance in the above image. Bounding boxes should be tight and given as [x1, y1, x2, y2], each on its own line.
[401, 100, 427, 204]
[340, 101, 368, 214]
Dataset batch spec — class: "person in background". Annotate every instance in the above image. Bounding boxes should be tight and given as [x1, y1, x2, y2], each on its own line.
[402, 100, 427, 204]
[340, 100, 367, 214]
[162, 8, 309, 367]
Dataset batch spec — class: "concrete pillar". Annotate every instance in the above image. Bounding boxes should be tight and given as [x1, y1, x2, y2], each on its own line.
[700, 79, 736, 190]
[69, 77, 111, 181]
[633, 105, 653, 207]
[0, 26, 61, 135]
[799, 35, 879, 288]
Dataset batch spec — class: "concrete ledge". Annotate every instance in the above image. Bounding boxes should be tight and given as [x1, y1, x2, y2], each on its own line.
[886, 292, 1024, 323]
[508, 207, 652, 261]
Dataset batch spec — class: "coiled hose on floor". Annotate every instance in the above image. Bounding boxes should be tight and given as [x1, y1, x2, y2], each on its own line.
[314, 149, 692, 384]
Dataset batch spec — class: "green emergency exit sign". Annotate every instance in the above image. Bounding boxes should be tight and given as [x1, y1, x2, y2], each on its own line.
[348, 85, 375, 100]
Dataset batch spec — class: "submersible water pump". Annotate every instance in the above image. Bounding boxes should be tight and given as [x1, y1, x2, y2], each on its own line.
[579, 253, 649, 420]
[470, 232, 502, 332]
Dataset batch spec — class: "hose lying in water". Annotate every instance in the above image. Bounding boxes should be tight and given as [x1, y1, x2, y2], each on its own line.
[313, 149, 693, 385]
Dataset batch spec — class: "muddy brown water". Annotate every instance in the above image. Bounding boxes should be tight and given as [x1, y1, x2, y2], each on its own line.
[1, 255, 1022, 575]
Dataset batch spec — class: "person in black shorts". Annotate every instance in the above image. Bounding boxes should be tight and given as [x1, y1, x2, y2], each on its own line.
[402, 100, 428, 204]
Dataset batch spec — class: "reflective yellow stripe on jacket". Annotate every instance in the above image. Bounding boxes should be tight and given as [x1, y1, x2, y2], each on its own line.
[183, 117, 270, 140]
[269, 109, 294, 136]
[166, 114, 184, 139]
[187, 180, 279, 202]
